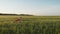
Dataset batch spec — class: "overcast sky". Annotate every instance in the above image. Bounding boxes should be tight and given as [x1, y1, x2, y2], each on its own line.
[0, 0, 60, 16]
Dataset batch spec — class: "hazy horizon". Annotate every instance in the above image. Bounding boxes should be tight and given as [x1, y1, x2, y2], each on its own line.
[0, 0, 60, 16]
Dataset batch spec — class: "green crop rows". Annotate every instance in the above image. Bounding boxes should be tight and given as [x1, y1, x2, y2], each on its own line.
[0, 16, 60, 34]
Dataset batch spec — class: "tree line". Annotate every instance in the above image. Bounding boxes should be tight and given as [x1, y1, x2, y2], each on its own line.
[0, 13, 34, 16]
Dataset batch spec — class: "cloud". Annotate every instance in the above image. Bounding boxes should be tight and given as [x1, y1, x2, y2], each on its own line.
[38, 6, 60, 16]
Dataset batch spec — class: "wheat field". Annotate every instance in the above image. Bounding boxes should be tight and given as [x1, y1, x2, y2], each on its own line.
[0, 15, 60, 34]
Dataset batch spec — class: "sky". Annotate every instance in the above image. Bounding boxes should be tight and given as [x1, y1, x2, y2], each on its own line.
[0, 0, 60, 16]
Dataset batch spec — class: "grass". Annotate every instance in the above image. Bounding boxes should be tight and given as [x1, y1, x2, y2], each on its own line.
[0, 15, 60, 34]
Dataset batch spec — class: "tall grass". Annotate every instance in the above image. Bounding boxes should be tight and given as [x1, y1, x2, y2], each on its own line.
[0, 16, 60, 34]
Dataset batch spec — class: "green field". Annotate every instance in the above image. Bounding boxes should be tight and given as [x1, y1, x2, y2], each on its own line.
[0, 16, 60, 34]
